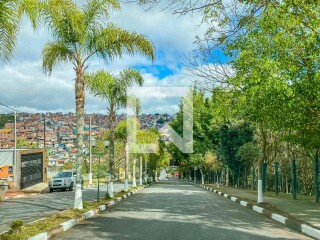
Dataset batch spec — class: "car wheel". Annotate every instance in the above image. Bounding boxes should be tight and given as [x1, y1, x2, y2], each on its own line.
[69, 182, 74, 191]
[49, 188, 53, 192]
[61, 188, 66, 191]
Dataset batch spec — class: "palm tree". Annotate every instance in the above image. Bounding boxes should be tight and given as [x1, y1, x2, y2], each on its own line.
[0, 0, 41, 62]
[86, 68, 144, 194]
[42, 0, 155, 209]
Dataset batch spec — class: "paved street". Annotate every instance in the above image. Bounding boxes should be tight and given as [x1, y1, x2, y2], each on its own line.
[0, 183, 130, 233]
[53, 181, 310, 240]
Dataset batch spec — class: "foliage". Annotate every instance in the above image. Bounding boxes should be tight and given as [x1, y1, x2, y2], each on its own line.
[236, 142, 260, 167]
[0, 0, 41, 62]
[62, 161, 73, 170]
[16, 137, 37, 149]
[86, 69, 147, 179]
[9, 220, 23, 233]
[0, 115, 14, 128]
[41, 0, 154, 208]
[218, 122, 254, 169]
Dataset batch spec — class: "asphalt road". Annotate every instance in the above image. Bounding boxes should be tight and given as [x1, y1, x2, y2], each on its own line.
[0, 183, 130, 233]
[52, 181, 310, 240]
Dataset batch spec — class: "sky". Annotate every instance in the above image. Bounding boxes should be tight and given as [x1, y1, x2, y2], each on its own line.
[0, 2, 208, 115]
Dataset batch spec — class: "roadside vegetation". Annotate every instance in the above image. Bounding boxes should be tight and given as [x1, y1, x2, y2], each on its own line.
[0, 186, 141, 240]
[161, 0, 320, 204]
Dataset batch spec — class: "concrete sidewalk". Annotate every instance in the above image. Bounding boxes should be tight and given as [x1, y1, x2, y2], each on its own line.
[204, 183, 320, 229]
[1, 183, 49, 200]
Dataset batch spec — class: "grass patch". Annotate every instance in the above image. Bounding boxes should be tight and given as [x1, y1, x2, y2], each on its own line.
[0, 189, 135, 240]
[0, 186, 141, 240]
[0, 209, 85, 240]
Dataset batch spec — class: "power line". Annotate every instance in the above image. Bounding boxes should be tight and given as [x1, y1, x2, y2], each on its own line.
[0, 102, 20, 113]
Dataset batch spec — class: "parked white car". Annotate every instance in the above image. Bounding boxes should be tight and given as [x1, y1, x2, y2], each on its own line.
[48, 170, 83, 192]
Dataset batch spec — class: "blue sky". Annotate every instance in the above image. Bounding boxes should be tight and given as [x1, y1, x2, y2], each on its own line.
[0, 2, 211, 114]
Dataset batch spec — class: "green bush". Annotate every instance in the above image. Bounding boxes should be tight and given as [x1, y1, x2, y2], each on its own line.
[105, 193, 111, 200]
[7, 220, 23, 234]
[11, 220, 23, 231]
[83, 201, 89, 209]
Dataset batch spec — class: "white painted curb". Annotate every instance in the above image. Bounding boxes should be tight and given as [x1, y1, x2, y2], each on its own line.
[301, 224, 320, 239]
[196, 184, 320, 240]
[240, 201, 248, 207]
[25, 186, 147, 240]
[231, 197, 237, 202]
[28, 232, 48, 240]
[123, 194, 127, 199]
[253, 206, 264, 214]
[60, 219, 77, 231]
[99, 205, 106, 211]
[271, 214, 287, 224]
[84, 210, 95, 219]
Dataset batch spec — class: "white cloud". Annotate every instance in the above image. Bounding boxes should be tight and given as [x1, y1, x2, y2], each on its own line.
[0, 2, 207, 114]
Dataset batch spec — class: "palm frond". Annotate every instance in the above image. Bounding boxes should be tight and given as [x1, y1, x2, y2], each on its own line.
[83, 0, 120, 30]
[90, 24, 155, 62]
[42, 0, 82, 42]
[85, 70, 115, 99]
[42, 40, 74, 75]
[118, 68, 144, 87]
[0, 0, 20, 62]
[18, 0, 42, 30]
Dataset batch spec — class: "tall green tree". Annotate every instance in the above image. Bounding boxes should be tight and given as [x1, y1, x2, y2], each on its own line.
[229, 0, 320, 202]
[41, 0, 155, 209]
[115, 118, 140, 190]
[86, 68, 147, 193]
[0, 0, 41, 62]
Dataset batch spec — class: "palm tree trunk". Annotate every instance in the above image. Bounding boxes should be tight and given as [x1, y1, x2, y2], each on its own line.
[74, 65, 85, 209]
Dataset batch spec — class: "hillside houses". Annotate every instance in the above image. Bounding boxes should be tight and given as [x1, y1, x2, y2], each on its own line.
[0, 112, 174, 167]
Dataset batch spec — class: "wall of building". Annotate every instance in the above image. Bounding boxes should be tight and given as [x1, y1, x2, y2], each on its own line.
[0, 148, 48, 190]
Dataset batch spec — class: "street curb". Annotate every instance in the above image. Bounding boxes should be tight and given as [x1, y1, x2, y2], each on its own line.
[27, 185, 148, 240]
[195, 183, 320, 240]
[3, 192, 41, 200]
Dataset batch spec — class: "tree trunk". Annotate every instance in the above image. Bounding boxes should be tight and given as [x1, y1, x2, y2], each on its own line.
[132, 158, 136, 187]
[291, 158, 297, 199]
[144, 158, 147, 182]
[258, 125, 267, 203]
[74, 65, 85, 209]
[200, 170, 204, 185]
[314, 149, 319, 203]
[124, 142, 129, 191]
[139, 156, 143, 185]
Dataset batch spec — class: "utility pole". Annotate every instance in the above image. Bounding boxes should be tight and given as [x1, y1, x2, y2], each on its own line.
[89, 115, 92, 185]
[43, 113, 46, 147]
[14, 110, 17, 189]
